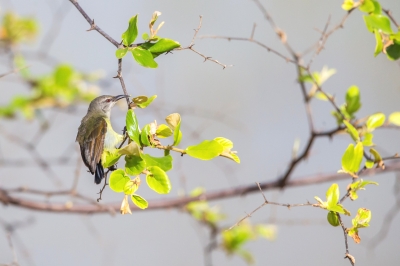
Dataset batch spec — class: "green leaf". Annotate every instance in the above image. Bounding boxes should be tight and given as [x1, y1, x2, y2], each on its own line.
[386, 42, 400, 60]
[327, 211, 340, 227]
[132, 96, 148, 104]
[366, 112, 385, 130]
[326, 183, 340, 208]
[140, 124, 152, 147]
[115, 48, 128, 59]
[150, 11, 161, 27]
[353, 208, 371, 228]
[214, 137, 233, 150]
[349, 179, 378, 200]
[186, 140, 224, 160]
[137, 95, 157, 108]
[345, 85, 361, 115]
[125, 155, 146, 176]
[119, 142, 141, 156]
[341, 0, 354, 11]
[146, 166, 171, 194]
[372, 0, 382, 14]
[165, 113, 182, 146]
[156, 124, 173, 138]
[359, 0, 375, 13]
[173, 121, 182, 146]
[389, 112, 400, 126]
[365, 160, 375, 168]
[142, 32, 149, 41]
[314, 196, 326, 207]
[362, 132, 374, 146]
[374, 30, 383, 56]
[124, 180, 139, 195]
[370, 148, 382, 162]
[255, 224, 277, 241]
[342, 142, 364, 174]
[314, 91, 331, 101]
[148, 38, 181, 54]
[131, 47, 158, 68]
[343, 120, 360, 142]
[131, 194, 148, 209]
[102, 150, 122, 168]
[229, 153, 241, 164]
[122, 15, 138, 46]
[109, 169, 130, 193]
[126, 110, 141, 145]
[363, 14, 393, 34]
[142, 154, 173, 172]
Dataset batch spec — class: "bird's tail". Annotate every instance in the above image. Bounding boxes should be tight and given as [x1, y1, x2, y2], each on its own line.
[94, 161, 104, 184]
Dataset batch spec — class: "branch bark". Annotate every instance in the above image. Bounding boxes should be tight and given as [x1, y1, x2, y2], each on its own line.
[1, 161, 399, 214]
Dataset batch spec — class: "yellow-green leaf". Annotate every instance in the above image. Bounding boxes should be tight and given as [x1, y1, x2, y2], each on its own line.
[389, 112, 400, 126]
[366, 112, 385, 130]
[131, 194, 148, 209]
[186, 140, 224, 160]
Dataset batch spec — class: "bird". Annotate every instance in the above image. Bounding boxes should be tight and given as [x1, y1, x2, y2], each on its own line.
[76, 95, 129, 184]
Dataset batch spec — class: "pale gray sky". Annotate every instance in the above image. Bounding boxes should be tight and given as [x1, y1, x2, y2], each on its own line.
[1, 0, 400, 265]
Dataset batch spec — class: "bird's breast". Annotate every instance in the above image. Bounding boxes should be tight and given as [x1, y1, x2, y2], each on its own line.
[104, 122, 123, 150]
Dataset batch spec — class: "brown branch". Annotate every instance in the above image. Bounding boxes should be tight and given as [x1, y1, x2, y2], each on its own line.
[338, 214, 355, 266]
[1, 161, 399, 214]
[113, 59, 130, 105]
[0, 65, 30, 79]
[200, 35, 300, 66]
[178, 16, 231, 69]
[301, 8, 355, 57]
[383, 9, 399, 29]
[306, 15, 331, 69]
[68, 0, 119, 47]
[227, 182, 315, 230]
[252, 0, 296, 57]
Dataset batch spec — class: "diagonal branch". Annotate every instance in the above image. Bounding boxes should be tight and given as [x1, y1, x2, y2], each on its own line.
[69, 0, 119, 47]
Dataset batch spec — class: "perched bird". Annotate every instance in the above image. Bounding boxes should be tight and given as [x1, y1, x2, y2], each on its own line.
[76, 95, 129, 184]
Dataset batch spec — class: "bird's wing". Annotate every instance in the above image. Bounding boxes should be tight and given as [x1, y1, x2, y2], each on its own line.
[78, 116, 107, 174]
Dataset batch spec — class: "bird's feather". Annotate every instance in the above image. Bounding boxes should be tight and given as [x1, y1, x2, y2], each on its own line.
[77, 116, 107, 178]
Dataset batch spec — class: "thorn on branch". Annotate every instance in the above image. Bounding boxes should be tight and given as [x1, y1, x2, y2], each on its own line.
[87, 19, 96, 31]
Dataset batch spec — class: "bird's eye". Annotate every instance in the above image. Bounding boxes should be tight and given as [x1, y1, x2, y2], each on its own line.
[105, 99, 111, 103]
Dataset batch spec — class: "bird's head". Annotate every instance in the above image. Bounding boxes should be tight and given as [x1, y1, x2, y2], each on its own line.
[87, 95, 129, 115]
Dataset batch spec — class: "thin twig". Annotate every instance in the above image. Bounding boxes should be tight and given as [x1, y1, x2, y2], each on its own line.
[301, 8, 356, 57]
[177, 16, 232, 69]
[307, 15, 331, 69]
[113, 59, 130, 106]
[68, 0, 119, 47]
[338, 214, 355, 266]
[252, 0, 296, 56]
[383, 9, 399, 29]
[200, 35, 300, 66]
[227, 182, 315, 230]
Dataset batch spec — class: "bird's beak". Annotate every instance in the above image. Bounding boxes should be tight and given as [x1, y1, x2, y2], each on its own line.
[113, 95, 130, 102]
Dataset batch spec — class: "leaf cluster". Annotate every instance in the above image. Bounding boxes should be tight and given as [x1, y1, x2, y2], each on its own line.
[342, 0, 400, 60]
[115, 12, 181, 68]
[105, 97, 239, 213]
[0, 64, 98, 119]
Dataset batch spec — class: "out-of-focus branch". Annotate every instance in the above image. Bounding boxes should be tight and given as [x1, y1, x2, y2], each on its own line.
[383, 9, 399, 29]
[1, 161, 400, 214]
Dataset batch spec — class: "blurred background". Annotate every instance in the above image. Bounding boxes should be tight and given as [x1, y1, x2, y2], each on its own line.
[0, 0, 400, 265]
